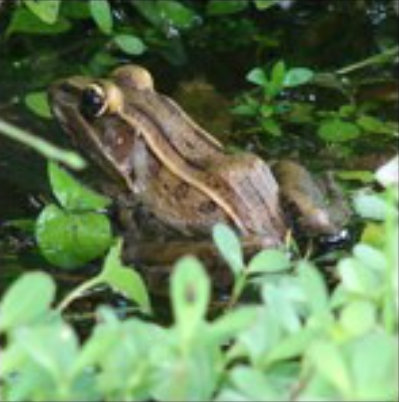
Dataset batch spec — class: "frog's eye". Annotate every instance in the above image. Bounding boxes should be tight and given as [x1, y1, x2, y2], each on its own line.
[80, 84, 107, 119]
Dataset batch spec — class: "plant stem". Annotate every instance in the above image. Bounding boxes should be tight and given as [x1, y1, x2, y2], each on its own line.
[56, 276, 103, 313]
[0, 119, 86, 169]
[336, 46, 398, 75]
[226, 273, 247, 310]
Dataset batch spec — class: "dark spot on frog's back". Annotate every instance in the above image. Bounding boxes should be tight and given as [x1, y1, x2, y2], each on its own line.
[174, 182, 189, 199]
[184, 139, 195, 150]
[198, 200, 217, 214]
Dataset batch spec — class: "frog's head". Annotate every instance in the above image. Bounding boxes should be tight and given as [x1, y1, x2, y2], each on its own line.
[48, 65, 155, 189]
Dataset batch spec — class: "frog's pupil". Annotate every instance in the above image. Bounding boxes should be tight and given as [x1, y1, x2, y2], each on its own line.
[80, 88, 105, 119]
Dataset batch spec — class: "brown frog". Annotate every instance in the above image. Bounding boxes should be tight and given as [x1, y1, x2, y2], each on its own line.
[49, 65, 346, 268]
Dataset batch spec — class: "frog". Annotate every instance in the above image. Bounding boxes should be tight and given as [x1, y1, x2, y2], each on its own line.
[48, 64, 348, 270]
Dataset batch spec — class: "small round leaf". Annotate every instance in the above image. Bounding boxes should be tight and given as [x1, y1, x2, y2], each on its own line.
[114, 34, 146, 55]
[36, 204, 112, 269]
[318, 119, 360, 143]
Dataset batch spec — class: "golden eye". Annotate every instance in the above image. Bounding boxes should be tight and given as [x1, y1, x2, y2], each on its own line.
[80, 84, 107, 119]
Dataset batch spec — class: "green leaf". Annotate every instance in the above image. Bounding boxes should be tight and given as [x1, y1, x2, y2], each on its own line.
[61, 1, 90, 19]
[151, 340, 219, 400]
[248, 249, 290, 274]
[338, 104, 357, 118]
[318, 119, 360, 142]
[36, 204, 112, 269]
[270, 60, 286, 95]
[351, 332, 398, 400]
[339, 300, 376, 336]
[157, 1, 196, 29]
[0, 343, 28, 377]
[261, 117, 282, 136]
[207, 0, 248, 15]
[353, 191, 388, 220]
[89, 0, 113, 34]
[0, 272, 55, 331]
[100, 239, 151, 314]
[16, 322, 79, 379]
[353, 243, 387, 271]
[4, 218, 35, 234]
[229, 366, 279, 400]
[131, 0, 163, 27]
[284, 67, 314, 87]
[266, 327, 319, 364]
[210, 307, 258, 344]
[24, 91, 52, 119]
[337, 257, 379, 296]
[375, 155, 399, 188]
[48, 161, 110, 211]
[336, 170, 375, 183]
[238, 308, 282, 362]
[212, 223, 244, 276]
[114, 34, 146, 55]
[360, 223, 385, 248]
[253, 0, 280, 10]
[262, 283, 301, 333]
[231, 103, 258, 117]
[7, 8, 70, 35]
[24, 0, 61, 24]
[357, 115, 394, 135]
[171, 256, 210, 339]
[260, 104, 274, 118]
[246, 67, 268, 86]
[308, 340, 352, 396]
[297, 261, 329, 315]
[72, 321, 120, 377]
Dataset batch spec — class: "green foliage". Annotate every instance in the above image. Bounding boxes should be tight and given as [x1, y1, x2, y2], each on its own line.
[47, 161, 110, 211]
[0, 272, 56, 331]
[318, 118, 361, 142]
[7, 7, 70, 35]
[207, 0, 249, 16]
[89, 0, 113, 34]
[157, 0, 197, 29]
[54, 238, 151, 315]
[1, 2, 398, 401]
[1, 187, 397, 401]
[36, 162, 112, 269]
[234, 55, 397, 154]
[99, 239, 151, 314]
[36, 204, 112, 269]
[24, 91, 52, 119]
[23, 0, 61, 24]
[234, 60, 315, 136]
[31, 161, 151, 313]
[132, 0, 197, 31]
[113, 34, 146, 55]
[212, 223, 244, 276]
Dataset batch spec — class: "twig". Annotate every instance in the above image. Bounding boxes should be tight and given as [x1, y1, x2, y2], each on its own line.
[0, 119, 85, 169]
[336, 46, 398, 75]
